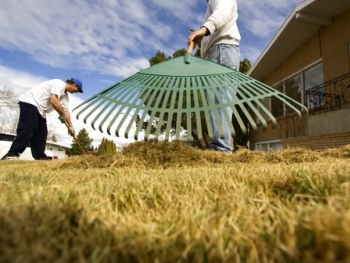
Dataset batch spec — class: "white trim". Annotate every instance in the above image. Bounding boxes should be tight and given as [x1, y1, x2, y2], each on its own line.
[296, 12, 332, 26]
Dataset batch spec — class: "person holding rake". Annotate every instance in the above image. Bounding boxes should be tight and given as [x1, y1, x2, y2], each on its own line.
[3, 78, 83, 160]
[188, 0, 241, 153]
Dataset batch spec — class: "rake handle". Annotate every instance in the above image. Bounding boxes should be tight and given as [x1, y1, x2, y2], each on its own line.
[65, 122, 86, 155]
[185, 41, 195, 64]
[188, 41, 195, 54]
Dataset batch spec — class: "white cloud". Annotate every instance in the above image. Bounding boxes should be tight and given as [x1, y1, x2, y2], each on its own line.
[237, 0, 299, 39]
[0, 65, 48, 91]
[0, 0, 301, 77]
[240, 45, 263, 65]
[149, 0, 202, 23]
[0, 0, 185, 78]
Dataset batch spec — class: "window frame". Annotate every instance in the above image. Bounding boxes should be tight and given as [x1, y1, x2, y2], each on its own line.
[255, 139, 282, 152]
[269, 59, 323, 117]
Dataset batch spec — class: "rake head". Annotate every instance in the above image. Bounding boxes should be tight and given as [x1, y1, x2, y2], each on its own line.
[73, 54, 307, 142]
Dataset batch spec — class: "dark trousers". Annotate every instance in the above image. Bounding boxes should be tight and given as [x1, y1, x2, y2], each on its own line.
[7, 102, 48, 160]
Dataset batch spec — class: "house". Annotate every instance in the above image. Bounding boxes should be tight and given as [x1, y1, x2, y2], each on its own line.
[247, 0, 350, 151]
[45, 141, 70, 159]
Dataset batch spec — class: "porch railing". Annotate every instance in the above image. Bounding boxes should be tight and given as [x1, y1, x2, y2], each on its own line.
[305, 72, 350, 114]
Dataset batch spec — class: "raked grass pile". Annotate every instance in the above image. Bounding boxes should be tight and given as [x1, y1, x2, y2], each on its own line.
[0, 141, 349, 263]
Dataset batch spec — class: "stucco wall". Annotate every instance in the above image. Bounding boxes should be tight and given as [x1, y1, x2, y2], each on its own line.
[308, 108, 350, 136]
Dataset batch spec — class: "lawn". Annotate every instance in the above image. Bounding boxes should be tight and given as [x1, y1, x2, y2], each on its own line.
[0, 142, 349, 263]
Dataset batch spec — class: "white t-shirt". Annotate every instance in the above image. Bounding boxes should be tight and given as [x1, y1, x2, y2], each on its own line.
[19, 79, 69, 118]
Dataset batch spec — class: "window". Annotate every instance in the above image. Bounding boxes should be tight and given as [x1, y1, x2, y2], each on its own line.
[304, 63, 324, 108]
[304, 63, 324, 91]
[267, 62, 323, 118]
[286, 74, 302, 104]
[271, 82, 284, 118]
[256, 140, 282, 152]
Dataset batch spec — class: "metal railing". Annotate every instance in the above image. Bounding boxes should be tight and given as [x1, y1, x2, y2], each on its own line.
[305, 73, 350, 114]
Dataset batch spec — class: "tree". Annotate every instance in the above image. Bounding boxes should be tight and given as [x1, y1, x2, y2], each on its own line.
[0, 85, 19, 133]
[47, 122, 61, 142]
[50, 134, 58, 142]
[97, 138, 117, 155]
[149, 51, 171, 66]
[69, 128, 93, 155]
[172, 48, 187, 58]
[0, 85, 18, 109]
[239, 58, 252, 74]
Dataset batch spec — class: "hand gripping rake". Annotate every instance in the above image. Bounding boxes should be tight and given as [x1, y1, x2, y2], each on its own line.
[73, 43, 307, 142]
[64, 122, 86, 155]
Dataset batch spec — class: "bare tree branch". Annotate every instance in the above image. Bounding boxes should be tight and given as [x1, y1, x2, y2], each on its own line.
[0, 85, 19, 133]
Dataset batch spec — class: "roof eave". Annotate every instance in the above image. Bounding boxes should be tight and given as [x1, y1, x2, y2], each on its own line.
[247, 0, 336, 81]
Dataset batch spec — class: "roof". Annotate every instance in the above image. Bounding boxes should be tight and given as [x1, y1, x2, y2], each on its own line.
[248, 0, 350, 81]
[46, 141, 70, 149]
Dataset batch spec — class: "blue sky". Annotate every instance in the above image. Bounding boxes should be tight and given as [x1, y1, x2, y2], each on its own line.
[0, 0, 300, 147]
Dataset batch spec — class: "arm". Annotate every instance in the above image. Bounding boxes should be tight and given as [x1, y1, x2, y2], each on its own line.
[50, 94, 72, 126]
[188, 0, 236, 46]
[203, 0, 236, 34]
[188, 27, 208, 47]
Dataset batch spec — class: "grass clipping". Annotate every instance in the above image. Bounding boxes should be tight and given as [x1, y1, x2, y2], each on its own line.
[0, 142, 350, 263]
[58, 141, 350, 169]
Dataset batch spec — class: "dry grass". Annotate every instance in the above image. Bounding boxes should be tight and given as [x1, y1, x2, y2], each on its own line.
[0, 142, 349, 263]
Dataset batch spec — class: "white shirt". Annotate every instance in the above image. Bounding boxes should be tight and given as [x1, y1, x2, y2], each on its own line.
[20, 79, 69, 118]
[201, 0, 241, 59]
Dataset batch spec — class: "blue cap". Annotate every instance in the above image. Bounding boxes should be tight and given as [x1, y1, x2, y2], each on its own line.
[71, 78, 83, 93]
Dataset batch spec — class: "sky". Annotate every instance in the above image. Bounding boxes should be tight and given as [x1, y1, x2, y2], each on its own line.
[0, 0, 301, 148]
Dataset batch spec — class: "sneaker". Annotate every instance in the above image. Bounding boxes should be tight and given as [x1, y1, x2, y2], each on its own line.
[5, 156, 19, 160]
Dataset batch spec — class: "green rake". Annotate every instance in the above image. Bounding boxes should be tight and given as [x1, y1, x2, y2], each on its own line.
[73, 43, 308, 142]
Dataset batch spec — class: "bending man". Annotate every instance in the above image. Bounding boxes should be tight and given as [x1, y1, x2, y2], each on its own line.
[4, 78, 83, 160]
